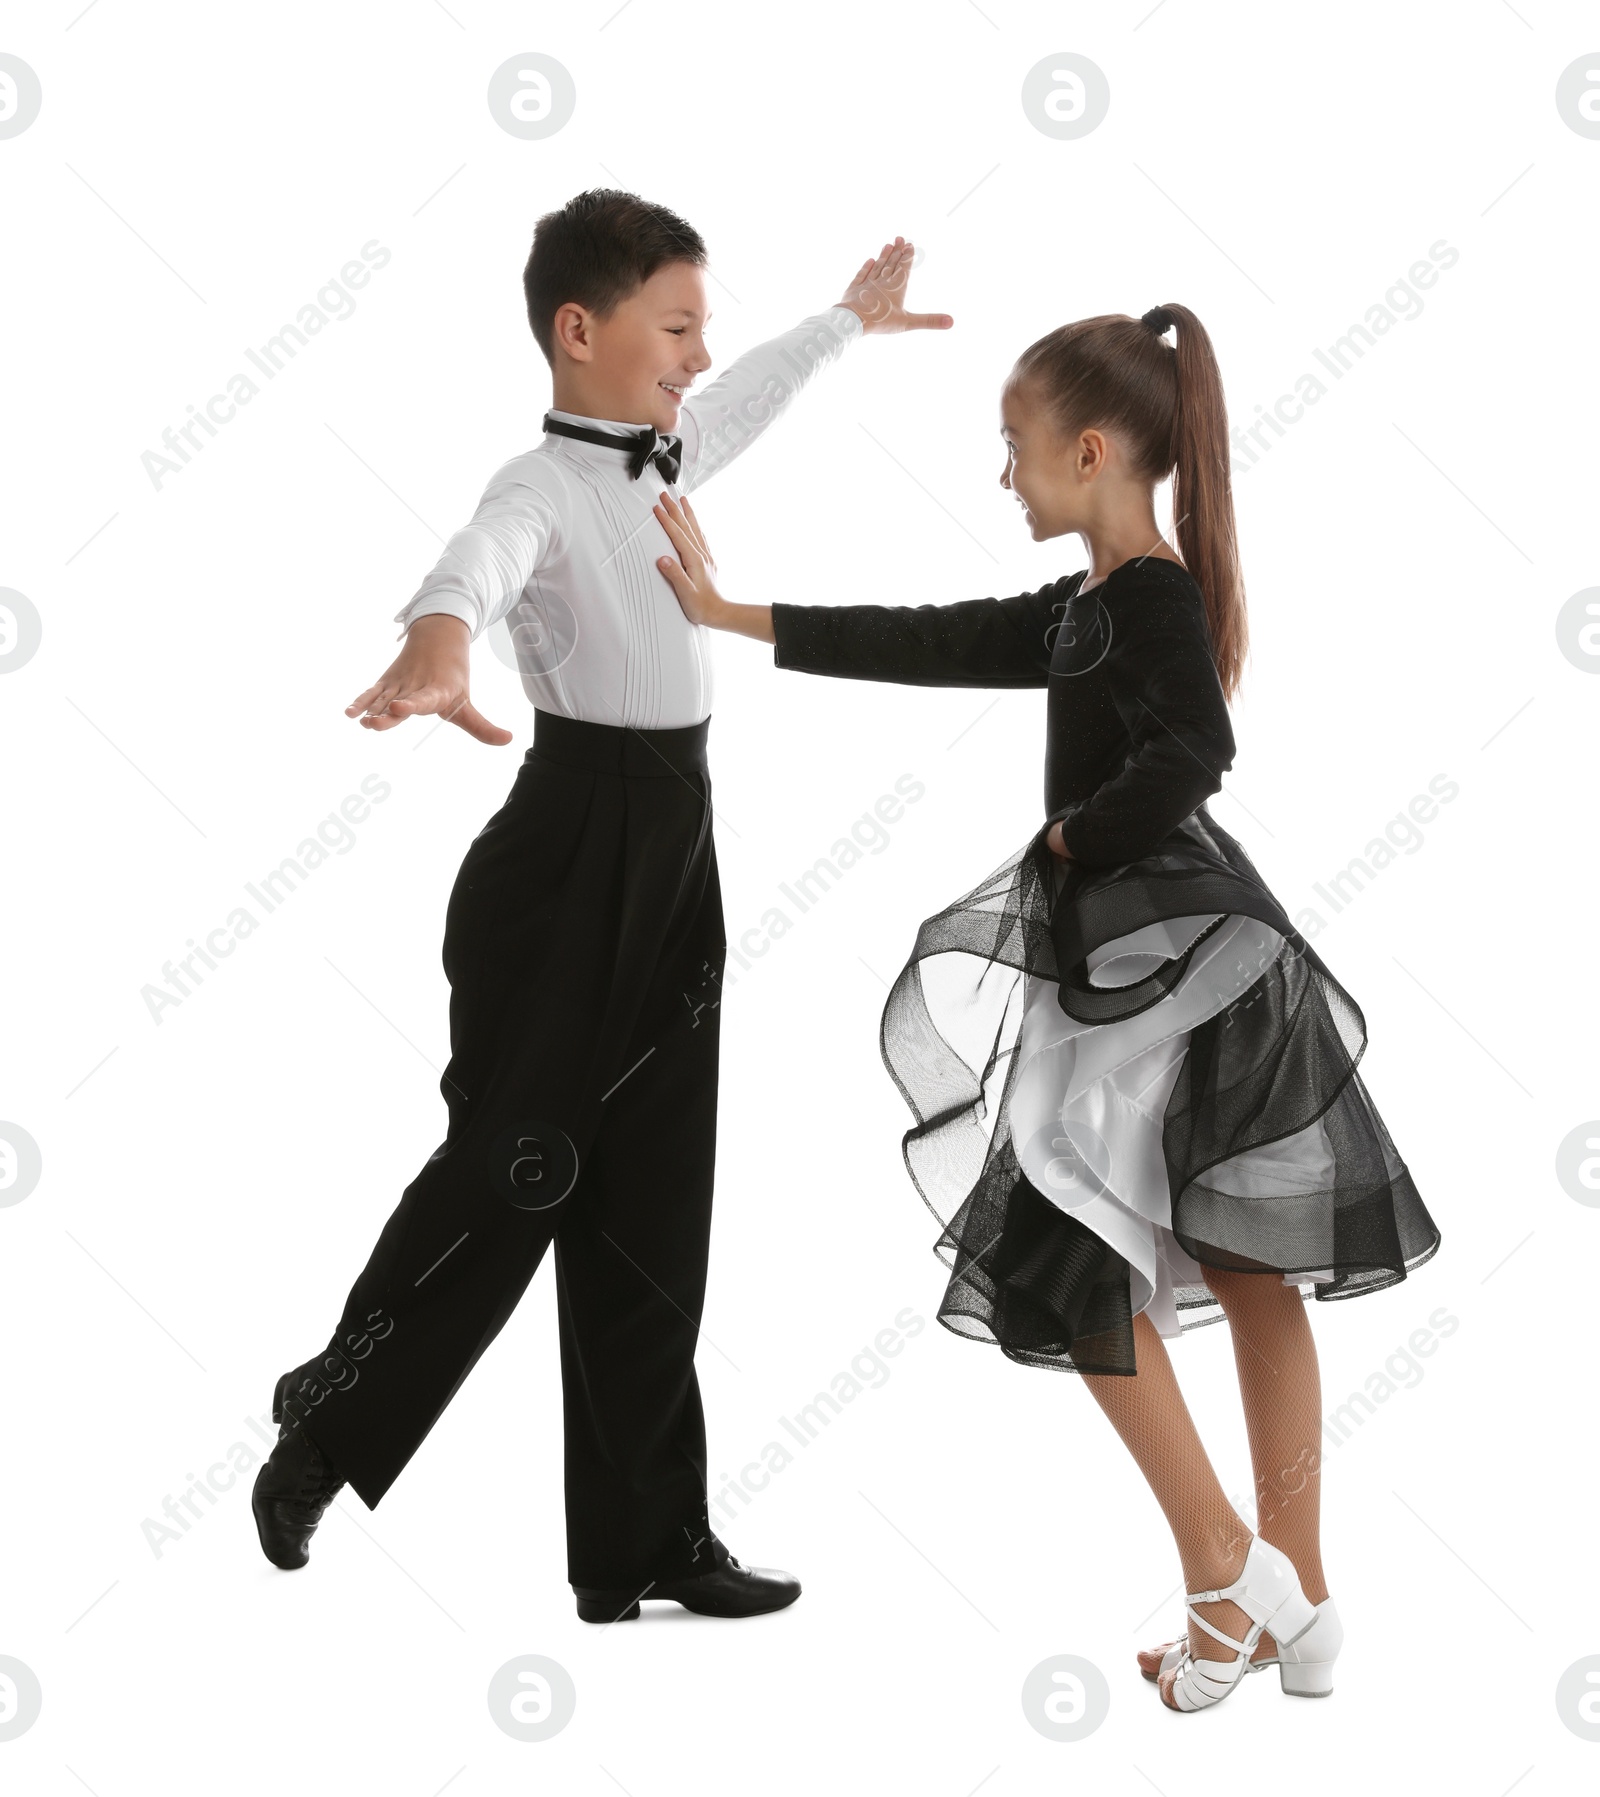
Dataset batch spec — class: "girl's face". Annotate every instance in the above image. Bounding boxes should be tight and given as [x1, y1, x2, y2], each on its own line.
[999, 379, 1098, 541]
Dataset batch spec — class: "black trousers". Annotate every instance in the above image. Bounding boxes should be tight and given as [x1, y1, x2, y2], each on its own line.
[279, 709, 727, 1588]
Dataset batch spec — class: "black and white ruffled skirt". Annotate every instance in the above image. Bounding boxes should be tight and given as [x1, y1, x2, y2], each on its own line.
[879, 804, 1440, 1375]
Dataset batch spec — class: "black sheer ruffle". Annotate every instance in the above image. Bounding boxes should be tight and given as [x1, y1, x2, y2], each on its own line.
[878, 803, 1441, 1375]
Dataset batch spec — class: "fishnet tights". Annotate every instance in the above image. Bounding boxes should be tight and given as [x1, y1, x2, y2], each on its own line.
[1080, 1267, 1328, 1675]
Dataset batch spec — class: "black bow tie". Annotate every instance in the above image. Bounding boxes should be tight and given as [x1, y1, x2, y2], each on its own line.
[542, 414, 683, 485]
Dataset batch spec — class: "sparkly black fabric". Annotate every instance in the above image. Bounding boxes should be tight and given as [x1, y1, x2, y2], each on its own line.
[769, 558, 1440, 1374]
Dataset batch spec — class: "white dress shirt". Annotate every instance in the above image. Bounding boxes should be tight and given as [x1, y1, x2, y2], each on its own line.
[392, 303, 864, 729]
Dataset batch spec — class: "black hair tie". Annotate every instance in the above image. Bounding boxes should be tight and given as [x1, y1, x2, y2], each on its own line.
[1141, 306, 1176, 334]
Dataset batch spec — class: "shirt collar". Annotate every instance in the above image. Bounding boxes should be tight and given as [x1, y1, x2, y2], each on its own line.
[545, 407, 651, 439]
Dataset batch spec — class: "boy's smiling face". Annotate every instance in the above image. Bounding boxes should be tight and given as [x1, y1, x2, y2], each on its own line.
[550, 259, 713, 433]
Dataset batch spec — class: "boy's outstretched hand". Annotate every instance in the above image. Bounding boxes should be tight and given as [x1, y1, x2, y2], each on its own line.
[838, 237, 952, 335]
[345, 613, 512, 743]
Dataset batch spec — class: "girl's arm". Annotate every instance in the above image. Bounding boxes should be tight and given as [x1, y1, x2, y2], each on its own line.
[653, 493, 1060, 689]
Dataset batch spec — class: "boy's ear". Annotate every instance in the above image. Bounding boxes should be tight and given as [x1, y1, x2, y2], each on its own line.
[551, 300, 595, 363]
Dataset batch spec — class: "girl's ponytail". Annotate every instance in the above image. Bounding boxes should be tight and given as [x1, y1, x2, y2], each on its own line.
[1144, 303, 1247, 700]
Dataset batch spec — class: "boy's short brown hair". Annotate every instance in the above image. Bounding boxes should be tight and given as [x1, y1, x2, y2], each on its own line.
[523, 188, 707, 368]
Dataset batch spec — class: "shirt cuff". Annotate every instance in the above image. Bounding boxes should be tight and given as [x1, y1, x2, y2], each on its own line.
[828, 302, 865, 342]
[392, 597, 479, 643]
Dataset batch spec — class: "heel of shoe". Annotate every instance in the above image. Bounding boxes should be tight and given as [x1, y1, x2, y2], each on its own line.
[1278, 1657, 1335, 1697]
[1267, 1587, 1319, 1649]
[574, 1592, 640, 1624]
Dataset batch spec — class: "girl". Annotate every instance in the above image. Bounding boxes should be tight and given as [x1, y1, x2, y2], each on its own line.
[650, 303, 1440, 1713]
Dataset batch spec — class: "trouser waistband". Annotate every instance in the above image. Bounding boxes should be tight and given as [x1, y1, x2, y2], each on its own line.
[528, 708, 710, 777]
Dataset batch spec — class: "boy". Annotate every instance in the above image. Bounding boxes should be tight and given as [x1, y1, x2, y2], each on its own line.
[252, 189, 949, 1622]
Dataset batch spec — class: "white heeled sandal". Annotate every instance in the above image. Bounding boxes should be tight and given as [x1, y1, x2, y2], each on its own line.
[1146, 1595, 1343, 1698]
[1156, 1536, 1320, 1712]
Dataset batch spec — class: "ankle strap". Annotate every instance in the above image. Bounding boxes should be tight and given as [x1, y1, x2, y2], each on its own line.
[1184, 1602, 1257, 1657]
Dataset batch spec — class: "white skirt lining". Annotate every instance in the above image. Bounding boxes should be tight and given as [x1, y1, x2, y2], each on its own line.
[1007, 912, 1338, 1338]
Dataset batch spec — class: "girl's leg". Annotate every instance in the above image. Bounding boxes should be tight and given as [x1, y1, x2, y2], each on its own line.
[1080, 1309, 1260, 1684]
[1201, 1267, 1330, 1612]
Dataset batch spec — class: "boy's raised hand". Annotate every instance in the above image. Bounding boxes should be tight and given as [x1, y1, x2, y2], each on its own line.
[838, 237, 952, 335]
[345, 614, 513, 743]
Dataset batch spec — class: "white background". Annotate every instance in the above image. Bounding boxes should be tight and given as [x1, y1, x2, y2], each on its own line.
[2, 1, 1592, 1790]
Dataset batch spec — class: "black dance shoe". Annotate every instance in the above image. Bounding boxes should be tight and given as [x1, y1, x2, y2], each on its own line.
[572, 1543, 801, 1623]
[251, 1374, 347, 1570]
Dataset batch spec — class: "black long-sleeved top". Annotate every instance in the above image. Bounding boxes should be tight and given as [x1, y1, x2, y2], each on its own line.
[769, 556, 1236, 870]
